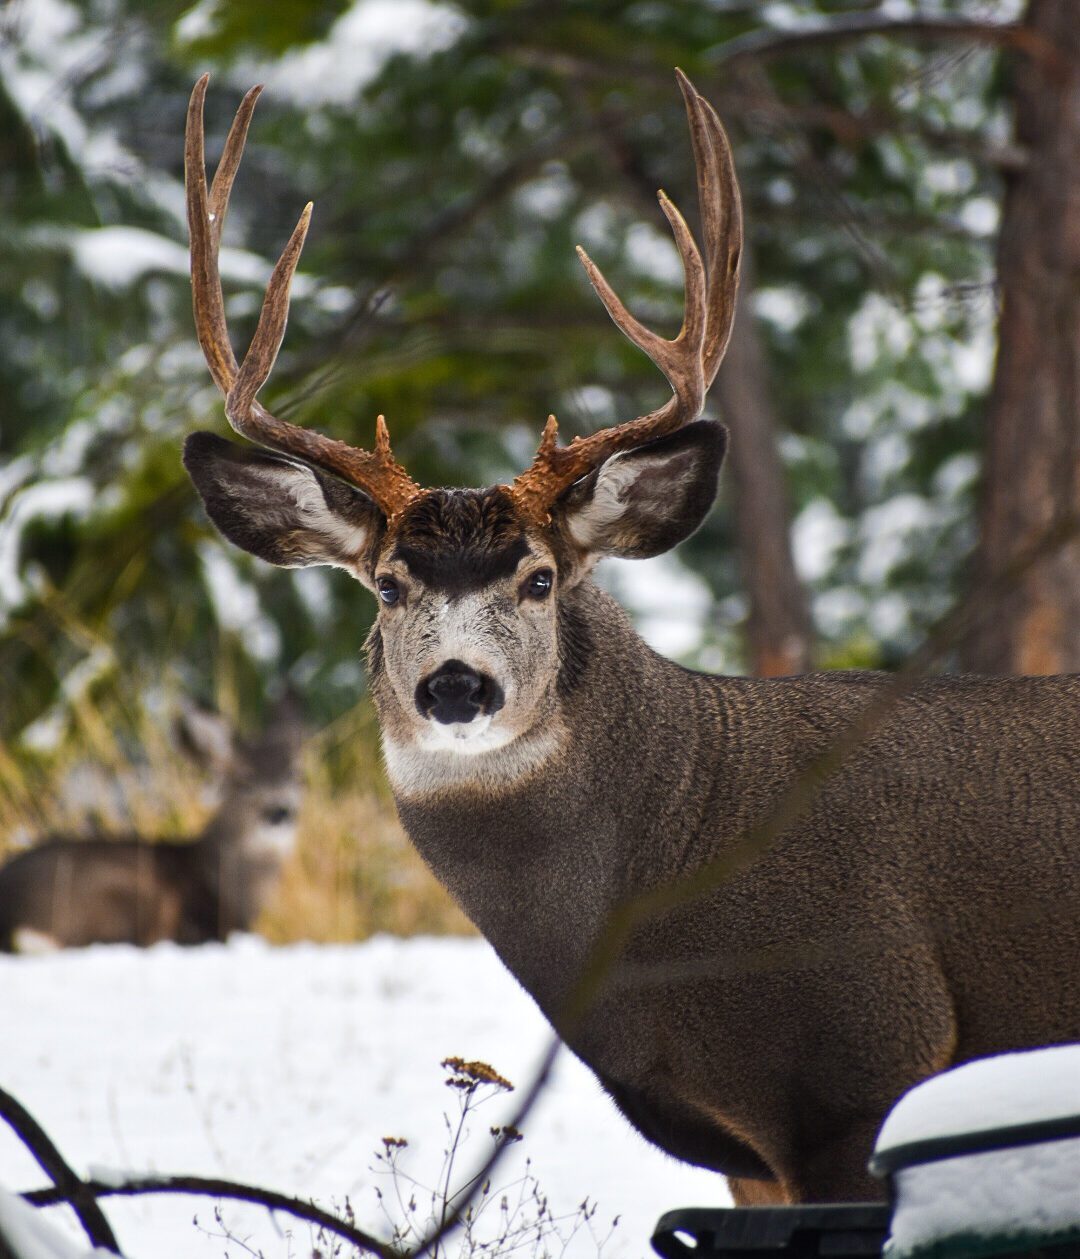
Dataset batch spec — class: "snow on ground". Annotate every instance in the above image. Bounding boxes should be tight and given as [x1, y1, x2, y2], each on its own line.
[0, 1186, 113, 1259]
[0, 936, 728, 1259]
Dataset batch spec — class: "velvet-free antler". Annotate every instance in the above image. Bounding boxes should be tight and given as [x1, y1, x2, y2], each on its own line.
[186, 71, 740, 523]
[508, 69, 743, 525]
[185, 74, 422, 518]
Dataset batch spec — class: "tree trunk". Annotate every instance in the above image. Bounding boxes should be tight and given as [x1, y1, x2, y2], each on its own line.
[715, 254, 814, 676]
[962, 0, 1080, 674]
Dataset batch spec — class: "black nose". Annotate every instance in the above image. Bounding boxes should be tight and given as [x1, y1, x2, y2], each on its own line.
[416, 660, 504, 724]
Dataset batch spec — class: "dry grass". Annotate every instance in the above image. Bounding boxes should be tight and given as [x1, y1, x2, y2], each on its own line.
[260, 785, 471, 943]
[0, 686, 471, 942]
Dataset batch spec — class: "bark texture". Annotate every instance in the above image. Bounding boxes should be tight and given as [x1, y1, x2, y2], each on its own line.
[962, 0, 1080, 674]
[715, 260, 813, 676]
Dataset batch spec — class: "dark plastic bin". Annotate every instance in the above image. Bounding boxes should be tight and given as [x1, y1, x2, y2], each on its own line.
[651, 1205, 891, 1259]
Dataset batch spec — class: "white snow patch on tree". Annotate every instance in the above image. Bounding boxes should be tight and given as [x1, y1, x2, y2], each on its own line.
[237, 0, 469, 107]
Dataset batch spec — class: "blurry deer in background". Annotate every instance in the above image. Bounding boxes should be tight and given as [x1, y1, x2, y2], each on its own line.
[0, 695, 303, 951]
[180, 72, 1080, 1205]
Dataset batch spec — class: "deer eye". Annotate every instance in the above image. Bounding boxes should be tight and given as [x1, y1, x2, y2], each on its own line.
[522, 569, 554, 600]
[377, 576, 401, 606]
[263, 806, 293, 825]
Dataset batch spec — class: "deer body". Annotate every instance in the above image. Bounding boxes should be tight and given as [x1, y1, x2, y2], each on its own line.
[0, 833, 268, 949]
[178, 73, 1080, 1202]
[381, 582, 1080, 1200]
[0, 703, 302, 951]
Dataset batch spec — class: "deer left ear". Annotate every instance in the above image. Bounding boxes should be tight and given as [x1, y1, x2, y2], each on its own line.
[554, 420, 727, 561]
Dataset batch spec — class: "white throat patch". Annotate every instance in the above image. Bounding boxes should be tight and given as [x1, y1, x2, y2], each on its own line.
[382, 721, 566, 798]
[416, 714, 509, 755]
[246, 822, 299, 860]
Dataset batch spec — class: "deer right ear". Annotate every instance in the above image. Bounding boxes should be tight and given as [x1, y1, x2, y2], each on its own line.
[554, 420, 727, 565]
[183, 432, 385, 583]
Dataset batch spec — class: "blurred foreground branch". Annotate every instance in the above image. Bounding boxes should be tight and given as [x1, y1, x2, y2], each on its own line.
[25, 1175, 393, 1259]
[0, 1084, 118, 1254]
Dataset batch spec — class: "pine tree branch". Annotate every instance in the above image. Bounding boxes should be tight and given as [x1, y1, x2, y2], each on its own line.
[746, 99, 1028, 172]
[708, 15, 1062, 73]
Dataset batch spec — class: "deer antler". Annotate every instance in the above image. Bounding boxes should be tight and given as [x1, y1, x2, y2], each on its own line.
[185, 75, 421, 518]
[509, 70, 742, 525]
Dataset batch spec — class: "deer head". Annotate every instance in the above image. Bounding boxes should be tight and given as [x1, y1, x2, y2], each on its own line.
[176, 693, 304, 859]
[182, 72, 741, 773]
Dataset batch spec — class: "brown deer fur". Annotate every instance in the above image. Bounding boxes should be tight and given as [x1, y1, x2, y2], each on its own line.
[0, 702, 302, 951]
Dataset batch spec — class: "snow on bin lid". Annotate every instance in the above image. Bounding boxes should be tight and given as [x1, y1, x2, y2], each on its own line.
[875, 1044, 1080, 1158]
[871, 1047, 1080, 1259]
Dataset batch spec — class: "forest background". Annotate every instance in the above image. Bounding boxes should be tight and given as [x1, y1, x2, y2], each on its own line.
[2, 0, 1076, 938]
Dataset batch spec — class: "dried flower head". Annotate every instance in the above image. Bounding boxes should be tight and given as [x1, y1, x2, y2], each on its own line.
[440, 1057, 514, 1092]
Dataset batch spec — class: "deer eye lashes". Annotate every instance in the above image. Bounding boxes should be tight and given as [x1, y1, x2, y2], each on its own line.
[522, 569, 554, 600]
[376, 576, 401, 606]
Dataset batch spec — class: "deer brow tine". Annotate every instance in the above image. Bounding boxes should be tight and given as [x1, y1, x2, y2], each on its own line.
[208, 85, 263, 252]
[227, 202, 313, 421]
[185, 75, 237, 392]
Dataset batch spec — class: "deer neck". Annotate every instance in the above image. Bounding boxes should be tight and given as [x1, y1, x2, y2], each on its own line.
[194, 810, 280, 932]
[382, 580, 718, 1015]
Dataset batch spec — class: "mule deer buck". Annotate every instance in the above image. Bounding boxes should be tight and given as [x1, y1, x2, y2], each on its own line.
[0, 697, 303, 950]
[180, 73, 1080, 1204]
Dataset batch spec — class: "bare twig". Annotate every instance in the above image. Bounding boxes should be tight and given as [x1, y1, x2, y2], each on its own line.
[614, 869, 1076, 991]
[0, 1084, 119, 1254]
[750, 99, 1028, 173]
[409, 1039, 560, 1259]
[23, 1174, 394, 1259]
[507, 43, 1026, 171]
[281, 125, 584, 408]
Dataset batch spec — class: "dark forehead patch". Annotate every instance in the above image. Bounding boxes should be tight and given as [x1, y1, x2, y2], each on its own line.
[390, 487, 531, 594]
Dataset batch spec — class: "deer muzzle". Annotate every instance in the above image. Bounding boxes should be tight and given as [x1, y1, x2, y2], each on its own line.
[416, 660, 505, 725]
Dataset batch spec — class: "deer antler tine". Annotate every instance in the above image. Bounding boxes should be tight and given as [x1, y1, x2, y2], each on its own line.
[185, 74, 237, 393]
[675, 69, 742, 384]
[509, 72, 742, 525]
[227, 202, 313, 428]
[184, 78, 423, 519]
[575, 246, 669, 365]
[676, 70, 718, 273]
[186, 74, 210, 216]
[208, 85, 263, 252]
[701, 102, 742, 381]
[575, 188, 706, 386]
[657, 191, 706, 350]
